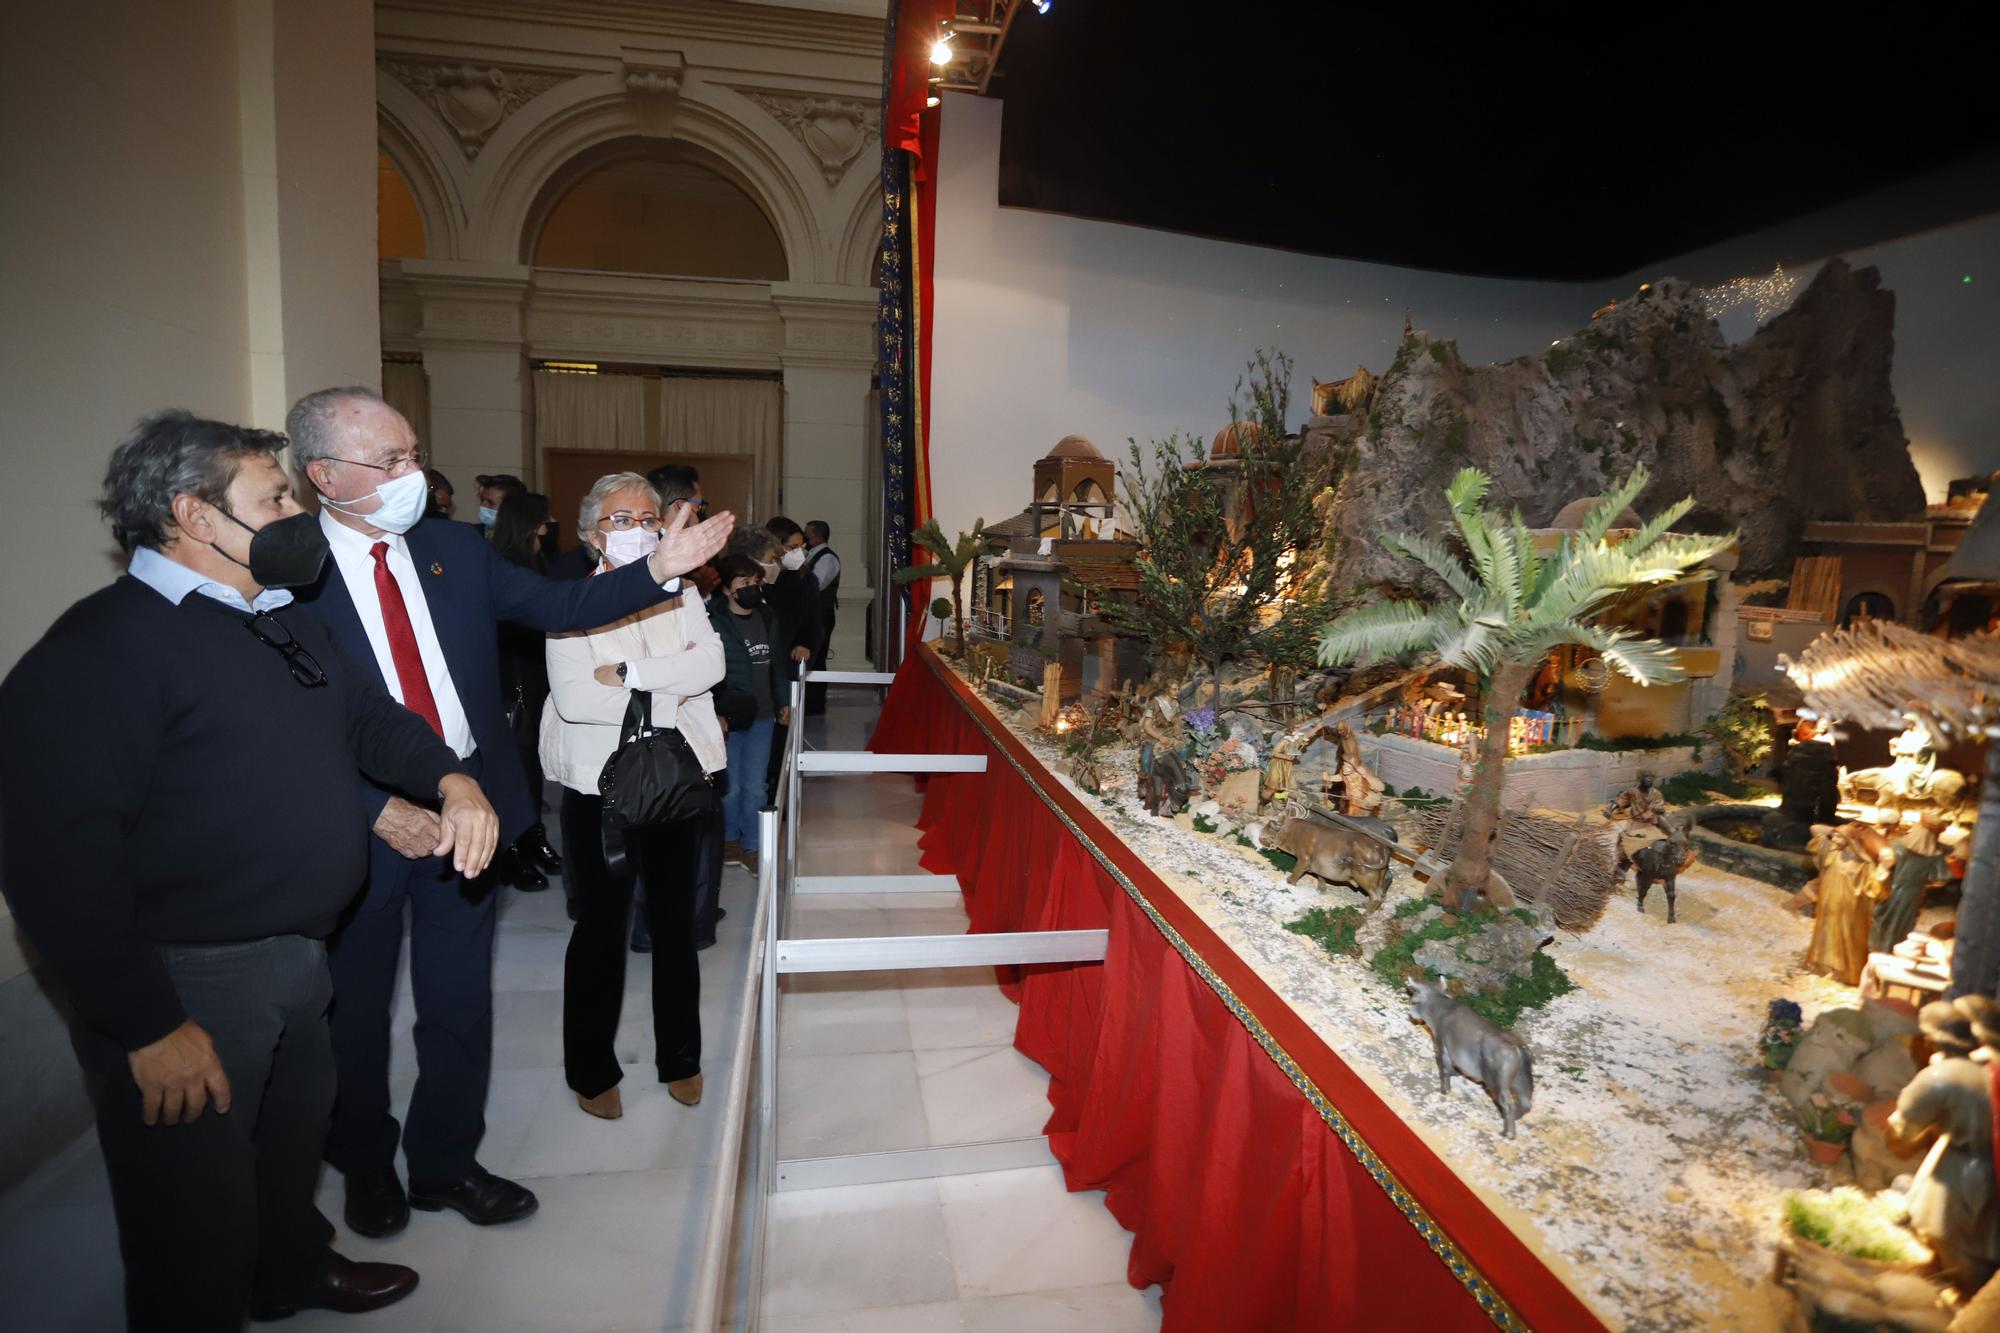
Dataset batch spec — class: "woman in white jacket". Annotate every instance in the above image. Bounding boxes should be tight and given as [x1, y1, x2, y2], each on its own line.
[542, 472, 725, 1120]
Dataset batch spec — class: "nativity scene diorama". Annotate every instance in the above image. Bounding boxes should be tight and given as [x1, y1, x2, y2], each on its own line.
[904, 262, 1999, 1330]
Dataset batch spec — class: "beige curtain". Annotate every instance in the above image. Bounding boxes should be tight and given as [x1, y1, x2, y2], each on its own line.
[656, 377, 783, 523]
[533, 370, 648, 454]
[381, 361, 430, 449]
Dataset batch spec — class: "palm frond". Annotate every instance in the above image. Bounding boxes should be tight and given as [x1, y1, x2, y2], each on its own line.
[893, 561, 949, 584]
[1318, 600, 1463, 667]
[1444, 466, 1492, 514]
[1617, 496, 1694, 557]
[1381, 530, 1480, 603]
[1577, 465, 1651, 547]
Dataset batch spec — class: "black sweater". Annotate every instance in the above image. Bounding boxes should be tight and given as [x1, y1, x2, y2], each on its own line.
[0, 577, 465, 1051]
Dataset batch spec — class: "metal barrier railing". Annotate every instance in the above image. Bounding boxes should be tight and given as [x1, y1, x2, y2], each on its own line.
[687, 665, 1113, 1330]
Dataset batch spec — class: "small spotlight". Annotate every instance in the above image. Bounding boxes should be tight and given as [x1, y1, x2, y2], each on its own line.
[1031, 0, 1052, 11]
[926, 93, 941, 108]
[930, 36, 953, 65]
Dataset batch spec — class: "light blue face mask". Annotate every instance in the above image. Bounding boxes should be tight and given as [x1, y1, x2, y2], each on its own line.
[323, 467, 430, 535]
[478, 505, 498, 529]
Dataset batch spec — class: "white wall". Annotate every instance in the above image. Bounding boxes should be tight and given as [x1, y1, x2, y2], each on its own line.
[0, 0, 380, 1189]
[928, 94, 2000, 539]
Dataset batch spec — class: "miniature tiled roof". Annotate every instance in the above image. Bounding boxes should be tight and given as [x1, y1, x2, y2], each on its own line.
[983, 510, 1037, 541]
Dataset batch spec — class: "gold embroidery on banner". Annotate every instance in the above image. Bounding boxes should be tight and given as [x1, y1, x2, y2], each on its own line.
[916, 648, 1530, 1333]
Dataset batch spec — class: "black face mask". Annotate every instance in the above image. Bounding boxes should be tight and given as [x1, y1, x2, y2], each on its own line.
[731, 585, 765, 611]
[216, 509, 330, 589]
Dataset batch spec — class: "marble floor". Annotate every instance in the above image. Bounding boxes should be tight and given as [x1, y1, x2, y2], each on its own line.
[0, 692, 1159, 1331]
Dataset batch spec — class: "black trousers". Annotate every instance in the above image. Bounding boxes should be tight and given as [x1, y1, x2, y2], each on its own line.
[691, 808, 724, 947]
[805, 610, 835, 713]
[560, 787, 702, 1097]
[77, 935, 337, 1332]
[325, 830, 494, 1187]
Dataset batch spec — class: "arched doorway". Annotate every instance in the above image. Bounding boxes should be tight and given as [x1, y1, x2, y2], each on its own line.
[377, 153, 427, 260]
[1840, 591, 1896, 627]
[526, 138, 788, 280]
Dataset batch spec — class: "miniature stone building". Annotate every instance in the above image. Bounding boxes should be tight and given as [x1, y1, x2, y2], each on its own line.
[975, 436, 1143, 702]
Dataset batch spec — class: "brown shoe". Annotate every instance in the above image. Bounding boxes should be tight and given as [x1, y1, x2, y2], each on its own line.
[577, 1086, 623, 1120]
[667, 1073, 704, 1106]
[741, 850, 760, 874]
[250, 1253, 418, 1320]
[722, 839, 744, 863]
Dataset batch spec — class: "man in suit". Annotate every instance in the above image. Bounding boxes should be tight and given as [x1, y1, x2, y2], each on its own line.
[285, 388, 733, 1239]
[800, 519, 841, 715]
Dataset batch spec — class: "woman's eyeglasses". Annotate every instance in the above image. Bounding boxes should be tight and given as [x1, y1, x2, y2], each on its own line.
[598, 512, 663, 532]
[245, 613, 328, 688]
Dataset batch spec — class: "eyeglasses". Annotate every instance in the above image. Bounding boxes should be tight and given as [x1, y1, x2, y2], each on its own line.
[245, 612, 328, 688]
[597, 512, 663, 532]
[333, 451, 426, 476]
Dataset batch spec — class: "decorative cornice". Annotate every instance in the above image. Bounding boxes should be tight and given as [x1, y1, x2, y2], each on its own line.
[771, 283, 879, 367]
[740, 89, 881, 186]
[403, 260, 534, 349]
[378, 57, 579, 159]
[375, 0, 885, 64]
[527, 271, 784, 368]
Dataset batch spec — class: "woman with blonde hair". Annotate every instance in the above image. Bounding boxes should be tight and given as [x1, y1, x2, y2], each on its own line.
[541, 472, 724, 1118]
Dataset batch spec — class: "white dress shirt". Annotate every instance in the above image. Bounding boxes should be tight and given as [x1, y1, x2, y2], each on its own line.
[804, 544, 841, 590]
[318, 510, 477, 759]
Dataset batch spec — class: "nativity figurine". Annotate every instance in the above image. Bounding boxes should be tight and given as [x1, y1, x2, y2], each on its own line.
[1804, 822, 1895, 986]
[1842, 716, 1971, 819]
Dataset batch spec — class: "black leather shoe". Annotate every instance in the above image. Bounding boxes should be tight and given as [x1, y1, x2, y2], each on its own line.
[498, 847, 548, 893]
[522, 824, 563, 874]
[408, 1165, 538, 1226]
[250, 1253, 419, 1320]
[343, 1170, 409, 1239]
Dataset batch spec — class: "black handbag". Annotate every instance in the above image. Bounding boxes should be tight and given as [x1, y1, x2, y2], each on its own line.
[598, 689, 719, 832]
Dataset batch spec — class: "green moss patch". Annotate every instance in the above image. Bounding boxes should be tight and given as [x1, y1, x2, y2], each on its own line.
[1367, 904, 1575, 1029]
[1658, 770, 1763, 806]
[1285, 905, 1366, 959]
[1259, 847, 1298, 874]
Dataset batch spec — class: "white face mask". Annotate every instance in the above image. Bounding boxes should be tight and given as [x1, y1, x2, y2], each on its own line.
[323, 466, 429, 535]
[780, 546, 806, 571]
[477, 505, 498, 529]
[600, 527, 659, 569]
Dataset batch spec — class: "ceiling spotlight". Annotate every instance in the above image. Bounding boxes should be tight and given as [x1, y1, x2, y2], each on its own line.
[930, 35, 954, 65]
[926, 93, 941, 107]
[1031, 0, 1052, 11]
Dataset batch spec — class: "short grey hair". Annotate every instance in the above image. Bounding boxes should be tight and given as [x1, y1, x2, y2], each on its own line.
[579, 472, 661, 563]
[728, 527, 782, 564]
[286, 386, 386, 471]
[99, 410, 287, 552]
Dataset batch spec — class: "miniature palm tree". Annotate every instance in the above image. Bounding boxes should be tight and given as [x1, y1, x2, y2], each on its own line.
[1317, 464, 1734, 911]
[894, 517, 985, 657]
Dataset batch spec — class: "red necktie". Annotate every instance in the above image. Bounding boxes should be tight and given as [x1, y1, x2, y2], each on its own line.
[370, 541, 444, 738]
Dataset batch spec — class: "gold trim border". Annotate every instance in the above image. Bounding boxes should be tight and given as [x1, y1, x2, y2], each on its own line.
[921, 650, 1531, 1332]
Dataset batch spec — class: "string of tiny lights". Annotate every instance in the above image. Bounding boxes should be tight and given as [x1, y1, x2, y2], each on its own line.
[1697, 264, 1800, 324]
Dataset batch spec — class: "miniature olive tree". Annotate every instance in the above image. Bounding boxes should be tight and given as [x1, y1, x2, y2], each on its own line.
[894, 517, 985, 657]
[1317, 464, 1734, 912]
[1091, 349, 1330, 701]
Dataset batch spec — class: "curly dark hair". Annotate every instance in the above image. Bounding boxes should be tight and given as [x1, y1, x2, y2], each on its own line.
[99, 410, 288, 553]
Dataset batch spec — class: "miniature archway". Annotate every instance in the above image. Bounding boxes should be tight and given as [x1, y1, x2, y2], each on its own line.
[524, 137, 789, 280]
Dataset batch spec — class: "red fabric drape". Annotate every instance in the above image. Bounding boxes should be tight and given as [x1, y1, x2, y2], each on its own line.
[869, 647, 1607, 1333]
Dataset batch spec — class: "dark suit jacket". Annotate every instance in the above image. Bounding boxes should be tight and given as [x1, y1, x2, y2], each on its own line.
[290, 516, 670, 842]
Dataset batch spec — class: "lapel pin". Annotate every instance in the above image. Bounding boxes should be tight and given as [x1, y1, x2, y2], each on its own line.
[430, 562, 444, 575]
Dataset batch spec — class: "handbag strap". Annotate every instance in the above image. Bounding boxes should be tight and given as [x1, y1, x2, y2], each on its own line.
[618, 687, 654, 747]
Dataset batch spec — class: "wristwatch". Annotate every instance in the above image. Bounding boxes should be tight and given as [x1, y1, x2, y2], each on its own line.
[616, 663, 628, 682]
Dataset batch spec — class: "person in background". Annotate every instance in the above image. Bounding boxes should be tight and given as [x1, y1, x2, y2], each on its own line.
[646, 464, 719, 598]
[424, 469, 455, 522]
[707, 554, 789, 877]
[0, 411, 501, 1329]
[474, 473, 525, 534]
[541, 472, 725, 1120]
[286, 387, 732, 1242]
[489, 491, 566, 900]
[761, 517, 820, 793]
[800, 519, 841, 715]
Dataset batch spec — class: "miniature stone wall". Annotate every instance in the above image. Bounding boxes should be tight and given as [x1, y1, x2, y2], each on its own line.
[1355, 732, 1711, 812]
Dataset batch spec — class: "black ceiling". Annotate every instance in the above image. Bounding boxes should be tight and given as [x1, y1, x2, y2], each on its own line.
[989, 5, 2000, 281]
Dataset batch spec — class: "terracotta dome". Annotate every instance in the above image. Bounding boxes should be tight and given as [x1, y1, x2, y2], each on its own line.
[1210, 420, 1263, 459]
[1043, 434, 1102, 461]
[1549, 495, 1642, 531]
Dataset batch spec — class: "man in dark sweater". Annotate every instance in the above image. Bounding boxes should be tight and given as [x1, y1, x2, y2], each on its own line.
[0, 412, 499, 1330]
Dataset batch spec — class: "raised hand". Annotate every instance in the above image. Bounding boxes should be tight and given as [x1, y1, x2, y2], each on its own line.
[648, 505, 736, 583]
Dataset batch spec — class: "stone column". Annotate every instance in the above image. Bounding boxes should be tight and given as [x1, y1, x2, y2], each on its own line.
[772, 283, 878, 668]
[404, 260, 533, 501]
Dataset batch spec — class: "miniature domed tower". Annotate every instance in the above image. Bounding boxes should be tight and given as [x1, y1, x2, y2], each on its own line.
[1032, 435, 1115, 540]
